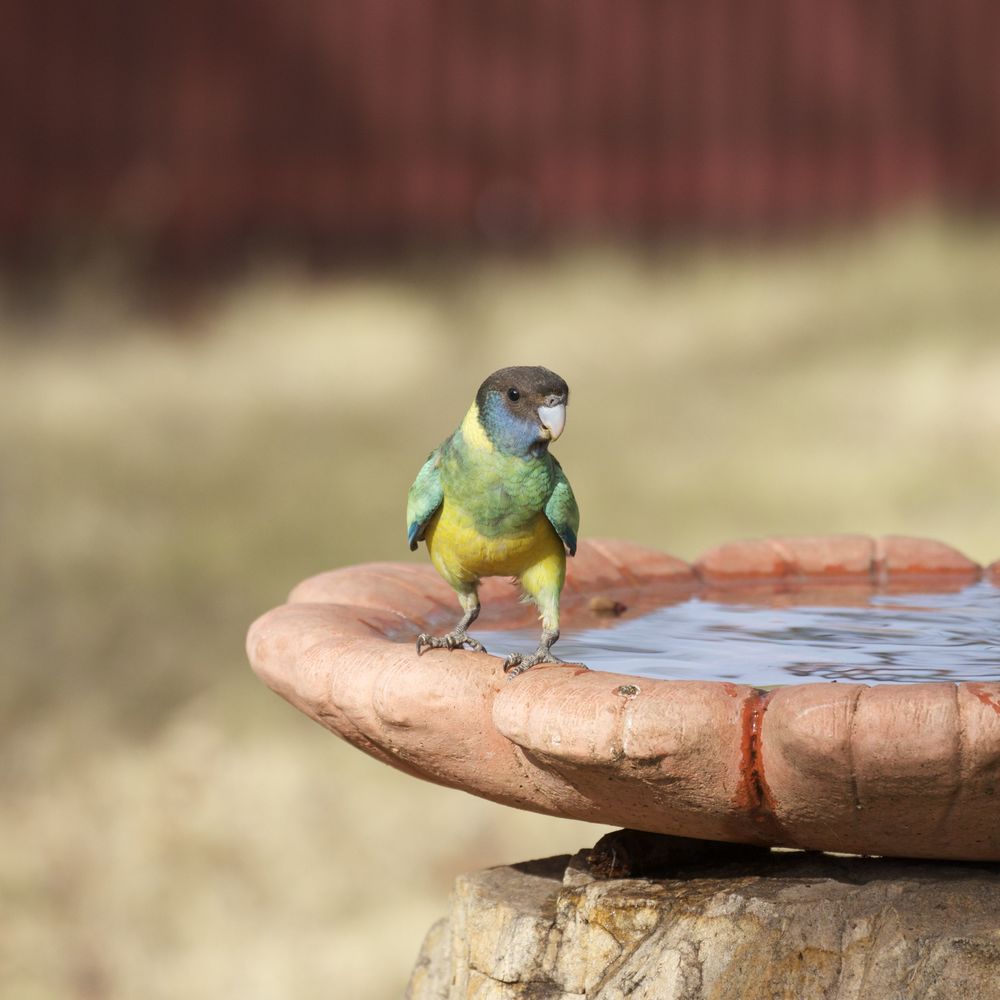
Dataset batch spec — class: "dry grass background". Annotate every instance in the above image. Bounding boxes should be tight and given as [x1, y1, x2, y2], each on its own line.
[2, 215, 999, 999]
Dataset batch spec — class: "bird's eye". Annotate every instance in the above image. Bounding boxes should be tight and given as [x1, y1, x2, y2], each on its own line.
[507, 387, 520, 402]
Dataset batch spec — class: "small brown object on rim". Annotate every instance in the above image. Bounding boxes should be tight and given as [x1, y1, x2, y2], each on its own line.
[588, 595, 628, 617]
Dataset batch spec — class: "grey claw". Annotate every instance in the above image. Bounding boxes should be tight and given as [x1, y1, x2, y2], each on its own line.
[503, 649, 563, 678]
[415, 631, 487, 655]
[503, 653, 523, 674]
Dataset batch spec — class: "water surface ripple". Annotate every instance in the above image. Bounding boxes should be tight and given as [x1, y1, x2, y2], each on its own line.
[487, 581, 1000, 685]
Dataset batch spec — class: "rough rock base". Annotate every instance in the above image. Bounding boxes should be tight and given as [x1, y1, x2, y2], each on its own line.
[407, 845, 1000, 999]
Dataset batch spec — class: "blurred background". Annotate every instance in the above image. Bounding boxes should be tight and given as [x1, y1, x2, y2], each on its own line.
[2, 2, 999, 998]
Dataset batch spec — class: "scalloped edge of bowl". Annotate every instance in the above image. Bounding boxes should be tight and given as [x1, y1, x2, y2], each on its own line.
[247, 535, 1000, 861]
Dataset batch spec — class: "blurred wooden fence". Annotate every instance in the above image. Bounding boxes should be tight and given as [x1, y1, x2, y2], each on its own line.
[2, 0, 999, 261]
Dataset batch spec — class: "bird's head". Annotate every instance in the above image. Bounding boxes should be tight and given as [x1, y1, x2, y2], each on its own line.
[474, 366, 569, 456]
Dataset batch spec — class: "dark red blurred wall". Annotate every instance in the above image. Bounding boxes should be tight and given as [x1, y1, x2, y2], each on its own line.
[2, 0, 998, 261]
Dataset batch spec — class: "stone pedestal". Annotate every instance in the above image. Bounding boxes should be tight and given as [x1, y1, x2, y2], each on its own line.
[407, 844, 1000, 1000]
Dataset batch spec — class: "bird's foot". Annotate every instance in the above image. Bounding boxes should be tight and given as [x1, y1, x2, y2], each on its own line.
[503, 648, 564, 678]
[415, 630, 487, 656]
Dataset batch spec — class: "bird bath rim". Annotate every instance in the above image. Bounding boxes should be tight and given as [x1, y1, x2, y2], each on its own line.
[246, 535, 1000, 861]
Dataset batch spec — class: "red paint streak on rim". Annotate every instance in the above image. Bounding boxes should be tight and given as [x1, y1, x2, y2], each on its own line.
[968, 684, 1000, 717]
[736, 689, 783, 839]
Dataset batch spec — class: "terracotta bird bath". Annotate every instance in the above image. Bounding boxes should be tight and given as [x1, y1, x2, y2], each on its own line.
[246, 535, 1000, 861]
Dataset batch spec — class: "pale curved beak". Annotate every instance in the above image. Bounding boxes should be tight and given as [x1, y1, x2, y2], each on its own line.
[538, 402, 566, 441]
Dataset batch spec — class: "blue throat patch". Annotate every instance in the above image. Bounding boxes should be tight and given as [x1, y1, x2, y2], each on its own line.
[479, 391, 547, 457]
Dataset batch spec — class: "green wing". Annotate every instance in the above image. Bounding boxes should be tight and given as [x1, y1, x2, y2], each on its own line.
[406, 449, 443, 551]
[545, 460, 579, 556]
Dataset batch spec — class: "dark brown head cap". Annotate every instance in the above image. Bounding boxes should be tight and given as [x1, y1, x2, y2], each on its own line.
[475, 366, 569, 413]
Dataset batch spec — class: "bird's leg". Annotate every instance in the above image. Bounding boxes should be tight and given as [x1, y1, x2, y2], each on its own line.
[416, 591, 487, 655]
[503, 627, 562, 677]
[505, 566, 566, 677]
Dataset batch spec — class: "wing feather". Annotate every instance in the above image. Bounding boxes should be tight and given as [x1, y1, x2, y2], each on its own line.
[544, 460, 579, 556]
[406, 449, 443, 550]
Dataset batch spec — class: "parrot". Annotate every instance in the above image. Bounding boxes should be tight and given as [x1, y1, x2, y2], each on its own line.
[406, 366, 580, 676]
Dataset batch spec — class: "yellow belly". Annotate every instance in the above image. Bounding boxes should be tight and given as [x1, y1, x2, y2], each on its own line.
[425, 501, 565, 590]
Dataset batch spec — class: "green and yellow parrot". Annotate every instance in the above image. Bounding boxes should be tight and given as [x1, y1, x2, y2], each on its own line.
[406, 366, 580, 676]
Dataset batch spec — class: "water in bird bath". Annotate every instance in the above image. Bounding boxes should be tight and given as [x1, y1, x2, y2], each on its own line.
[485, 580, 1000, 686]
